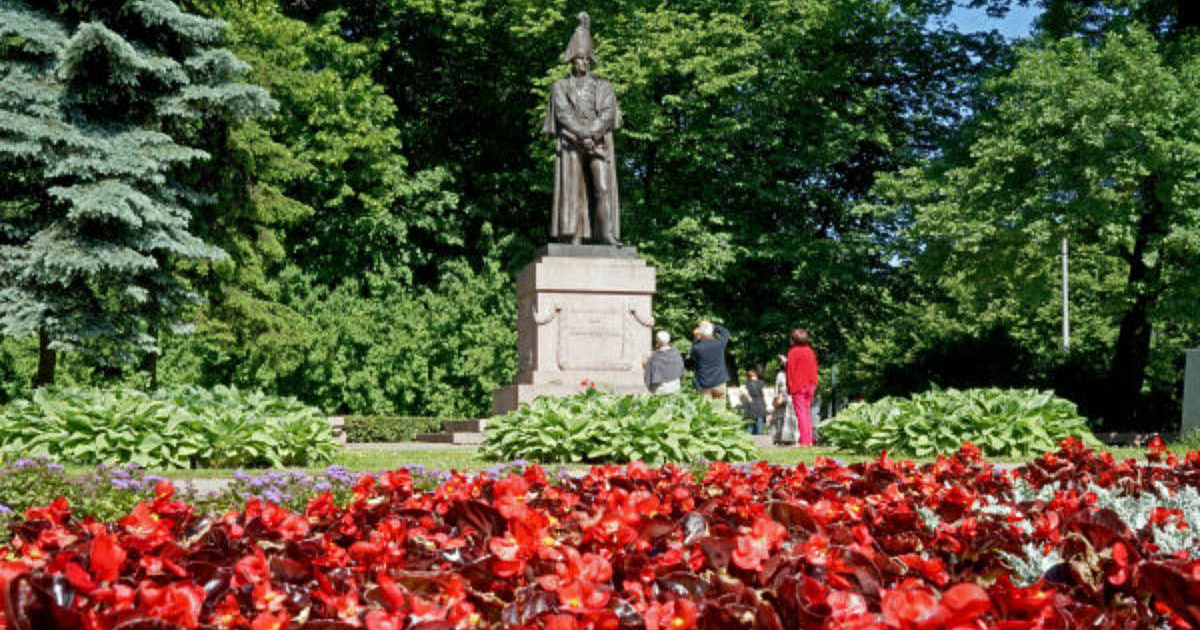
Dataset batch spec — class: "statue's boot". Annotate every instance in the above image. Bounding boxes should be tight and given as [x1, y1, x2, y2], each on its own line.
[594, 203, 620, 246]
[570, 234, 582, 245]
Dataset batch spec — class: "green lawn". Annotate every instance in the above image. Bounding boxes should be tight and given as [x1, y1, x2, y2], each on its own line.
[151, 446, 846, 479]
[145, 443, 1181, 479]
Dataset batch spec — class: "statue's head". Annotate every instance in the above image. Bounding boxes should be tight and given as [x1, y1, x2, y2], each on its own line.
[563, 11, 595, 73]
[571, 56, 590, 76]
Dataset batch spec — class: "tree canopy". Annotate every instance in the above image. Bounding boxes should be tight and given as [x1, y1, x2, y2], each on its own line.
[0, 0, 1195, 427]
[864, 28, 1200, 427]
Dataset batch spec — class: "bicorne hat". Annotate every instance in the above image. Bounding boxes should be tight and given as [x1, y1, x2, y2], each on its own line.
[562, 12, 595, 63]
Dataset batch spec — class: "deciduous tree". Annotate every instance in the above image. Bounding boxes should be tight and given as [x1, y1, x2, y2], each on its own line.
[870, 29, 1200, 428]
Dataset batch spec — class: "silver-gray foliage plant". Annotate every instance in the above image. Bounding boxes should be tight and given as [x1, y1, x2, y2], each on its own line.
[996, 477, 1200, 583]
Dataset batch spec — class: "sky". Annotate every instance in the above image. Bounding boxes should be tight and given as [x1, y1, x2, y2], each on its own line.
[947, 3, 1043, 39]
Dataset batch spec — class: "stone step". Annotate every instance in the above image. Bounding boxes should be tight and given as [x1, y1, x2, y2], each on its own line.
[443, 419, 487, 433]
[416, 431, 485, 445]
[328, 415, 347, 444]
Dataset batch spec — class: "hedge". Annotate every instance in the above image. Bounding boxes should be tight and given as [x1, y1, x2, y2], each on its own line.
[343, 415, 453, 442]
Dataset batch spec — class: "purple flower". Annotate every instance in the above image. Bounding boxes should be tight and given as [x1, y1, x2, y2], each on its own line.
[324, 466, 352, 483]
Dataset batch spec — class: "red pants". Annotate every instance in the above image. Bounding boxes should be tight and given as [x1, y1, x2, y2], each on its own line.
[791, 386, 815, 446]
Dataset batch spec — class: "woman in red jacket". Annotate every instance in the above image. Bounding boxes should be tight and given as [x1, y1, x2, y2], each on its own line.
[785, 329, 819, 446]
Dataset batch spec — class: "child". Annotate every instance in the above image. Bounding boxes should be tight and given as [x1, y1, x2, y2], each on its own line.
[772, 357, 798, 445]
[741, 366, 768, 435]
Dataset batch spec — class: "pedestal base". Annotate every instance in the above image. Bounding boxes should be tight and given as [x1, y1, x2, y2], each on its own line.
[492, 245, 657, 415]
[1184, 347, 1200, 434]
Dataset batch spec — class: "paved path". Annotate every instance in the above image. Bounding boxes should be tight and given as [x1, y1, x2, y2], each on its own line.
[180, 478, 234, 495]
[344, 441, 478, 451]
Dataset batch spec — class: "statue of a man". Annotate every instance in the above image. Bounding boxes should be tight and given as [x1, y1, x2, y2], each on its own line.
[542, 12, 622, 245]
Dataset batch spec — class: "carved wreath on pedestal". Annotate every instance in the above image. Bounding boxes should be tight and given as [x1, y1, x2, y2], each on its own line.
[524, 301, 654, 373]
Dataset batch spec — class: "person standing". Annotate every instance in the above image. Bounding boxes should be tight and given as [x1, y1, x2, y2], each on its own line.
[785, 329, 819, 446]
[740, 366, 768, 434]
[772, 356, 798, 445]
[689, 320, 730, 401]
[644, 331, 685, 394]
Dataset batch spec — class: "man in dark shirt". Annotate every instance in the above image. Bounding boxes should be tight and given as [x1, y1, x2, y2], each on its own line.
[689, 320, 730, 401]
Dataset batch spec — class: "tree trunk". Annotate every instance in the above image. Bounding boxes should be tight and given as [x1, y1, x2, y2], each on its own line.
[1107, 292, 1154, 429]
[144, 352, 159, 390]
[34, 328, 56, 388]
[142, 326, 159, 389]
[1105, 176, 1166, 429]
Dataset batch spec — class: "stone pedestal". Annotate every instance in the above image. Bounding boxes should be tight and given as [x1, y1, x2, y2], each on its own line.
[492, 244, 656, 415]
[1184, 347, 1200, 434]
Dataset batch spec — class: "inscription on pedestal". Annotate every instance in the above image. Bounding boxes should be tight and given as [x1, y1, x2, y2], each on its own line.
[558, 309, 629, 371]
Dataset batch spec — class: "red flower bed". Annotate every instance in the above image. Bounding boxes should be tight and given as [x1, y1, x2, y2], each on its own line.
[2, 439, 1200, 630]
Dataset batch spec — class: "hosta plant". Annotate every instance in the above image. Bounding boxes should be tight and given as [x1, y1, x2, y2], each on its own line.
[154, 385, 337, 468]
[0, 386, 336, 469]
[821, 387, 1099, 457]
[481, 389, 754, 463]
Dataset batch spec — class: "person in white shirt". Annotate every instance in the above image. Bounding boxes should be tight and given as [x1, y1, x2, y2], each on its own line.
[644, 331, 684, 394]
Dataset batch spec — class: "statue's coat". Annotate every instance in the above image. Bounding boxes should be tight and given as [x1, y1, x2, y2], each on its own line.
[542, 75, 621, 240]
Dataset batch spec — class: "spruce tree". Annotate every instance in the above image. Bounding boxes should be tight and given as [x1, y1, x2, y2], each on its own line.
[0, 0, 275, 384]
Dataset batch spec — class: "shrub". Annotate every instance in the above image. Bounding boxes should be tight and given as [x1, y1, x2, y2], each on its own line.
[159, 260, 517, 419]
[0, 386, 337, 469]
[821, 387, 1099, 457]
[344, 415, 449, 442]
[481, 390, 755, 464]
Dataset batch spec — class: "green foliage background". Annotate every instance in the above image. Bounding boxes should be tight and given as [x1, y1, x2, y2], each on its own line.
[2, 0, 1197, 429]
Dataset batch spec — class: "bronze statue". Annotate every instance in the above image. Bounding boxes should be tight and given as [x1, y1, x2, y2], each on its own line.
[542, 12, 622, 245]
